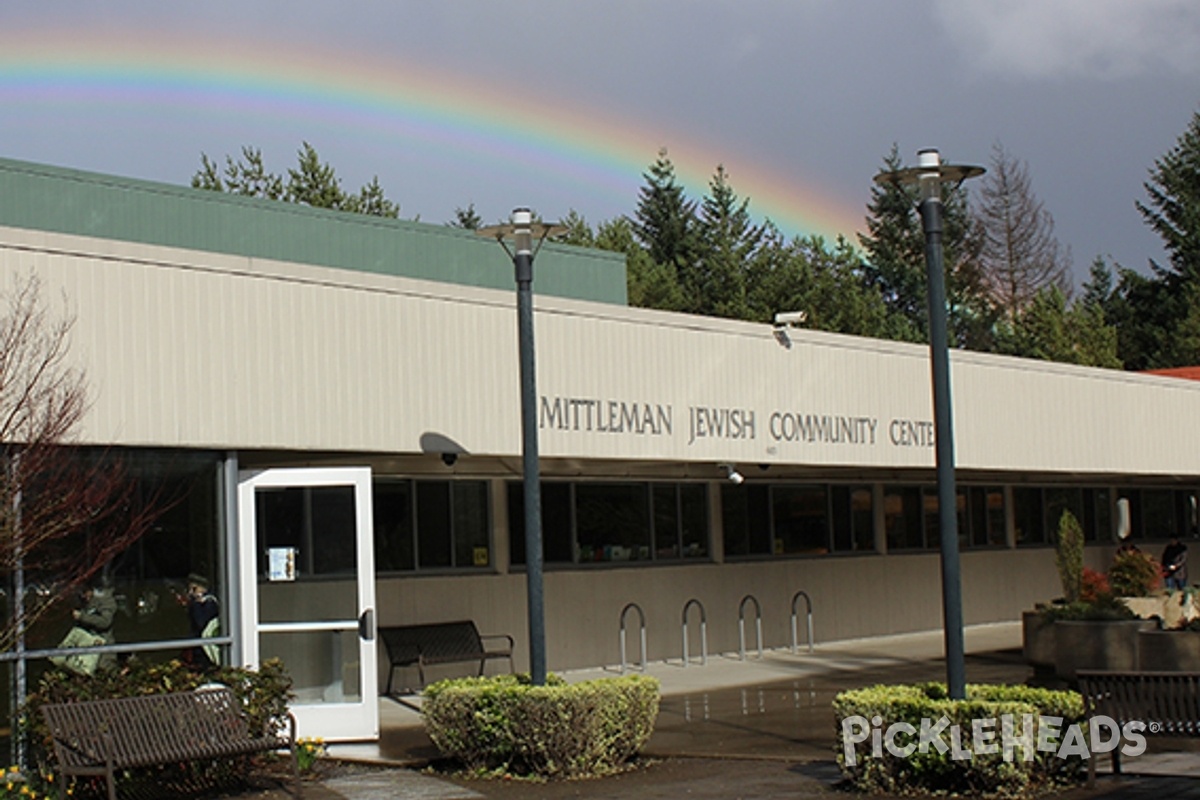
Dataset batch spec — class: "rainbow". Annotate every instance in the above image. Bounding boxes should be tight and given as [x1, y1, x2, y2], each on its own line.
[0, 26, 864, 243]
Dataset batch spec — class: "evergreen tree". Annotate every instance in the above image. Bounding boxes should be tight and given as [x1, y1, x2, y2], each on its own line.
[631, 148, 698, 277]
[996, 285, 1120, 368]
[1137, 109, 1200, 283]
[691, 165, 765, 318]
[192, 143, 400, 217]
[447, 203, 483, 230]
[555, 209, 595, 247]
[858, 146, 925, 341]
[859, 146, 995, 348]
[747, 234, 895, 338]
[591, 217, 686, 311]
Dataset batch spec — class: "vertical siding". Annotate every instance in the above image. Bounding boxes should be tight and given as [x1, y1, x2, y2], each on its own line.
[6, 226, 1200, 477]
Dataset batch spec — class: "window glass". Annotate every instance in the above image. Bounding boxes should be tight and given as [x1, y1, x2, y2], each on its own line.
[576, 483, 651, 562]
[416, 482, 452, 569]
[653, 485, 681, 559]
[679, 484, 709, 559]
[884, 486, 923, 550]
[985, 488, 1007, 546]
[1044, 487, 1083, 543]
[1013, 487, 1045, 545]
[1082, 488, 1110, 543]
[508, 481, 573, 565]
[373, 480, 413, 571]
[1143, 489, 1177, 540]
[772, 485, 829, 555]
[452, 482, 490, 568]
[721, 484, 771, 556]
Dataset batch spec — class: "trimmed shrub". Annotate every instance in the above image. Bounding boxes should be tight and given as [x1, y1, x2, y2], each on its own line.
[1055, 511, 1084, 603]
[422, 673, 660, 778]
[833, 683, 1085, 797]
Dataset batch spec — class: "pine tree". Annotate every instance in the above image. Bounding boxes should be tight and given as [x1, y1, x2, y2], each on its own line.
[691, 165, 765, 318]
[1137, 109, 1200, 283]
[192, 143, 400, 217]
[448, 203, 483, 230]
[631, 149, 698, 278]
[860, 146, 995, 348]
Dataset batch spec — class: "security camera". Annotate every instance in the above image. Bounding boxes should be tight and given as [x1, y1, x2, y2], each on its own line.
[441, 452, 458, 467]
[718, 463, 745, 484]
[774, 311, 807, 326]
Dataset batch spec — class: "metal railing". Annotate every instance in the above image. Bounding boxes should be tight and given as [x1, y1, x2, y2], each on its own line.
[791, 590, 815, 654]
[618, 602, 647, 674]
[681, 598, 707, 667]
[738, 594, 763, 660]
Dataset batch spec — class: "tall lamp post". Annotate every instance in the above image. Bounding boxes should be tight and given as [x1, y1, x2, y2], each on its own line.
[874, 149, 984, 700]
[478, 208, 566, 686]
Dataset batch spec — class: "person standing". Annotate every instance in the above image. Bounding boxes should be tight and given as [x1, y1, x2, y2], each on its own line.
[1162, 536, 1189, 591]
[185, 573, 220, 669]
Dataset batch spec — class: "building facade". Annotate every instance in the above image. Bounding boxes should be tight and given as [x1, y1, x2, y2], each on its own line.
[2, 158, 1198, 740]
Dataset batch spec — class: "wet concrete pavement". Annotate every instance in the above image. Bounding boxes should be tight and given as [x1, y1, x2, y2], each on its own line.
[250, 623, 1200, 798]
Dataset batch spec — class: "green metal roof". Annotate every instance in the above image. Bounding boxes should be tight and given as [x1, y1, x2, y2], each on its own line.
[0, 157, 628, 304]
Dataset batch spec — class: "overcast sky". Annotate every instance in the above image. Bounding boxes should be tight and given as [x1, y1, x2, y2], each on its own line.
[1, 1, 1198, 287]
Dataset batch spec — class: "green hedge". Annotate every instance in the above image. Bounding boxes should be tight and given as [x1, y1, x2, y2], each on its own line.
[833, 683, 1086, 797]
[422, 673, 660, 778]
[22, 657, 294, 795]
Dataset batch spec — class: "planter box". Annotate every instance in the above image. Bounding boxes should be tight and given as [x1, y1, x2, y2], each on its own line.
[1054, 619, 1156, 680]
[1137, 629, 1200, 671]
[1022, 610, 1056, 668]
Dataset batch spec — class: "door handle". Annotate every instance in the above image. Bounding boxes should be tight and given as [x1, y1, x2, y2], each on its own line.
[358, 609, 375, 641]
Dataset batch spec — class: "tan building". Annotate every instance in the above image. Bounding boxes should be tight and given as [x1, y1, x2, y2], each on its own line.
[2, 157, 1198, 741]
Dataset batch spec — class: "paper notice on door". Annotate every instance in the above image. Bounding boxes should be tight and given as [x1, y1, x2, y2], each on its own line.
[268, 547, 297, 581]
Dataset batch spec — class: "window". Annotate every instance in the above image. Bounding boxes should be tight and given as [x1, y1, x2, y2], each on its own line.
[923, 488, 969, 550]
[969, 487, 1007, 547]
[772, 485, 829, 554]
[884, 486, 923, 550]
[832, 486, 874, 552]
[1013, 487, 1045, 545]
[511, 481, 710, 565]
[373, 479, 490, 571]
[721, 484, 771, 557]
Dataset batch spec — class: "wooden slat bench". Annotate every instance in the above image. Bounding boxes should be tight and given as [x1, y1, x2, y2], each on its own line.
[380, 620, 514, 694]
[1077, 670, 1200, 786]
[40, 686, 298, 800]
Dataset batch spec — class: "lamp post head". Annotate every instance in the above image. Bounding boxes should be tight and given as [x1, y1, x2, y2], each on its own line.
[874, 149, 985, 203]
[476, 209, 569, 257]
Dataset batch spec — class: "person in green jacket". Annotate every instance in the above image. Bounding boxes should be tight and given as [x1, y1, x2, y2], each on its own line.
[50, 584, 117, 675]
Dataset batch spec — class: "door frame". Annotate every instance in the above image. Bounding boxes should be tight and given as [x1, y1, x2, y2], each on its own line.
[236, 466, 378, 741]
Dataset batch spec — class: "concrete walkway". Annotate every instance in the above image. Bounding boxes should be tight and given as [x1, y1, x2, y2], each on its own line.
[300, 622, 1200, 799]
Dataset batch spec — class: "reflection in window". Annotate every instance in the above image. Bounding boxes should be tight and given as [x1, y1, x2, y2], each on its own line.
[1013, 488, 1045, 545]
[373, 479, 490, 571]
[721, 484, 771, 557]
[884, 486, 923, 550]
[832, 486, 874, 552]
[772, 485, 829, 554]
[969, 487, 1007, 547]
[511, 481, 710, 564]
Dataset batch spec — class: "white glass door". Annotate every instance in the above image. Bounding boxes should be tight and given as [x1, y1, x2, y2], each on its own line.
[237, 467, 378, 741]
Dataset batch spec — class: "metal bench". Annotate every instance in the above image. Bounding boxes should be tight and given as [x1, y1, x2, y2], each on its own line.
[380, 619, 514, 693]
[40, 686, 298, 800]
[1077, 670, 1200, 786]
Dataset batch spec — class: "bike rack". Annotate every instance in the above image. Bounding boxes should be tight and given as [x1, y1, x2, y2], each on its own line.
[619, 602, 647, 674]
[681, 598, 707, 667]
[738, 594, 763, 661]
[791, 590, 814, 654]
